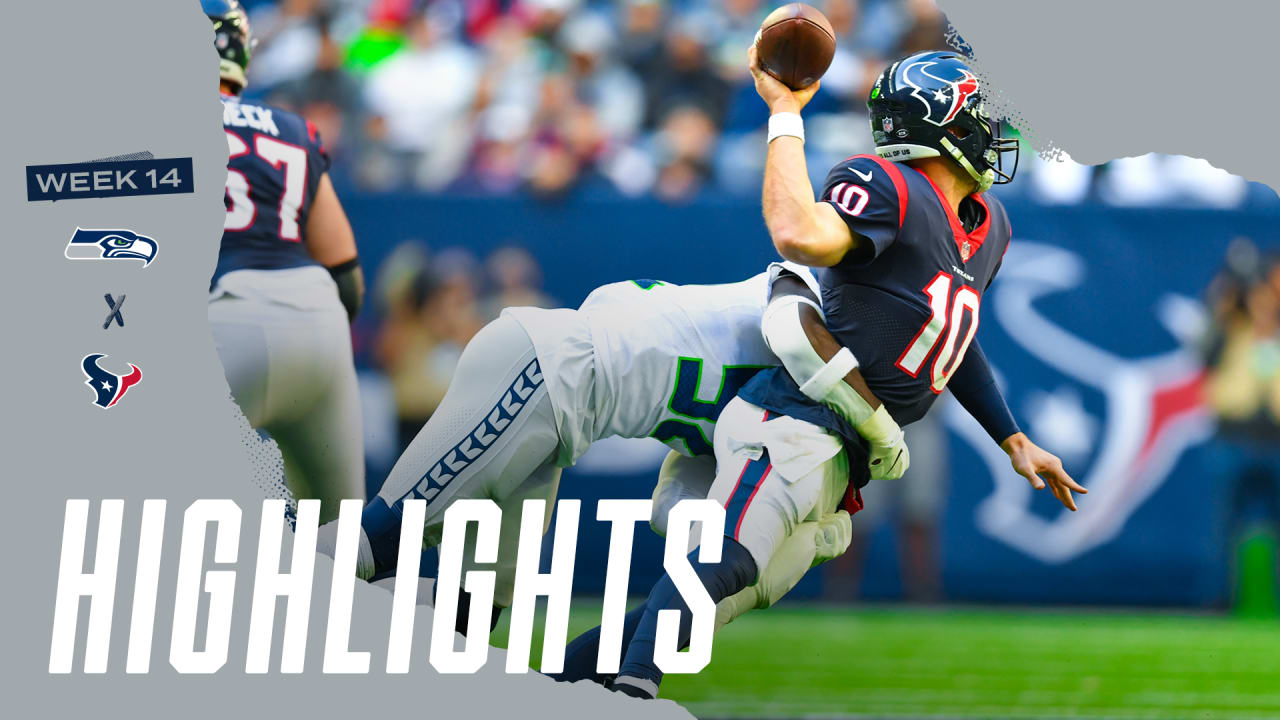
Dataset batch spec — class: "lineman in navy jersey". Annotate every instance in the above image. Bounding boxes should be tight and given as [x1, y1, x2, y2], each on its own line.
[608, 50, 1086, 700]
[205, 0, 366, 520]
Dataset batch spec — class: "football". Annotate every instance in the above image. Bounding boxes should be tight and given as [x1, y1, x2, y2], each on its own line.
[754, 3, 837, 90]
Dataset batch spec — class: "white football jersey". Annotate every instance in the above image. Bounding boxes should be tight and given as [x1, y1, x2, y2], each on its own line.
[505, 263, 819, 462]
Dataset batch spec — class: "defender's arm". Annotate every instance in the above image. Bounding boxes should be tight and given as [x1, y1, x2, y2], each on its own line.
[769, 273, 881, 409]
[763, 269, 908, 481]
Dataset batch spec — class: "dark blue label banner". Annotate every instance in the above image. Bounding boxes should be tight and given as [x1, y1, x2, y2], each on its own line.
[26, 157, 193, 201]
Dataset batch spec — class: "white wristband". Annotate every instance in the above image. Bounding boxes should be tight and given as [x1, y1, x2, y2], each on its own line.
[767, 112, 804, 144]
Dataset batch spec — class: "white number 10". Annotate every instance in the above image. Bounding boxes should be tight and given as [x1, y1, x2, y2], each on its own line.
[895, 272, 981, 393]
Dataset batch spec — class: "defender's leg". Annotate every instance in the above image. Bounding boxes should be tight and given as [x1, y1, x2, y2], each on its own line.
[351, 315, 561, 578]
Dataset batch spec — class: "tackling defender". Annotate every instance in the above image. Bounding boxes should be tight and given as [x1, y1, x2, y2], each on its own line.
[205, 0, 366, 520]
[321, 263, 907, 638]
[604, 49, 1087, 699]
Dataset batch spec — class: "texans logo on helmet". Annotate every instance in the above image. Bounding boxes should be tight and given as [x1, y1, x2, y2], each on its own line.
[65, 228, 157, 266]
[901, 59, 981, 127]
[81, 353, 142, 409]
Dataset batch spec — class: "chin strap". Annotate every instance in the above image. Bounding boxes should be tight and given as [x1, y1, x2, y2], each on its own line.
[939, 136, 995, 193]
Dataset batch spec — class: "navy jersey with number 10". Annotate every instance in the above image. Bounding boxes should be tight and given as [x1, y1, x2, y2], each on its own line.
[740, 153, 1014, 444]
[214, 94, 330, 285]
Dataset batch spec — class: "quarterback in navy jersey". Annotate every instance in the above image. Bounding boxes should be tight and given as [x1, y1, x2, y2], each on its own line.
[742, 48, 1082, 507]
[607, 50, 1085, 700]
[205, 0, 366, 520]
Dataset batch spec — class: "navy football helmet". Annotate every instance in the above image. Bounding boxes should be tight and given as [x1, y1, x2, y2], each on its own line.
[867, 50, 1018, 192]
[203, 0, 254, 93]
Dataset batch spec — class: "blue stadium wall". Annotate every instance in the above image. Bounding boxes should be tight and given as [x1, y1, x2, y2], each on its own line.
[342, 190, 1280, 608]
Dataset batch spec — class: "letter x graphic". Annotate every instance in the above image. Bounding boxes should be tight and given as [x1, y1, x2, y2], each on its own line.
[102, 293, 125, 329]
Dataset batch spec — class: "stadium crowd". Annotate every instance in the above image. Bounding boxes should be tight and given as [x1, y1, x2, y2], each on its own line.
[236, 0, 1259, 207]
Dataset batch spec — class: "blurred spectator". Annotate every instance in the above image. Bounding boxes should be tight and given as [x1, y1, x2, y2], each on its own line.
[375, 245, 483, 451]
[653, 104, 719, 201]
[362, 3, 481, 189]
[343, 0, 414, 74]
[895, 0, 948, 55]
[817, 0, 871, 104]
[479, 245, 555, 320]
[233, 0, 1264, 204]
[1200, 239, 1280, 615]
[525, 77, 609, 198]
[561, 12, 645, 141]
[465, 16, 545, 192]
[644, 13, 731, 129]
[247, 0, 325, 89]
[822, 409, 949, 603]
[523, 0, 581, 41]
[617, 0, 666, 78]
[272, 11, 362, 162]
[709, 0, 767, 79]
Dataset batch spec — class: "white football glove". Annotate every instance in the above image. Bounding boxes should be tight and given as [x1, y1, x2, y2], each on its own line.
[854, 405, 910, 481]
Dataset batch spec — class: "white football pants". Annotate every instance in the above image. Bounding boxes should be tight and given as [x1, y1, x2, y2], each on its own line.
[209, 267, 365, 522]
[376, 314, 563, 607]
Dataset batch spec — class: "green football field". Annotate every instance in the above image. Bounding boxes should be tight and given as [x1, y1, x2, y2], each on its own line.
[493, 602, 1280, 719]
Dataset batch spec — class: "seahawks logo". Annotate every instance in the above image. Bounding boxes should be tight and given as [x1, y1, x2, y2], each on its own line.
[65, 227, 157, 266]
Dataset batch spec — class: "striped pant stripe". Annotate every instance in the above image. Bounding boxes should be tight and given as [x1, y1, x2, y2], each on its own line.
[723, 410, 774, 541]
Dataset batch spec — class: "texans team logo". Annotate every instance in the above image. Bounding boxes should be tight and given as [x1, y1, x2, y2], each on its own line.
[947, 242, 1211, 564]
[81, 353, 143, 409]
[65, 227, 157, 266]
[901, 60, 981, 127]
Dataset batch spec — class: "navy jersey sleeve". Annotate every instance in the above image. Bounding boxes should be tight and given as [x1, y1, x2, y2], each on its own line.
[303, 119, 331, 174]
[301, 118, 330, 197]
[819, 155, 903, 265]
[287, 115, 330, 230]
[948, 340, 1020, 444]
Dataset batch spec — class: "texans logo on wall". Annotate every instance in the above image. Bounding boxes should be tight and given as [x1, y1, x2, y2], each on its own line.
[81, 353, 143, 409]
[946, 241, 1212, 564]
